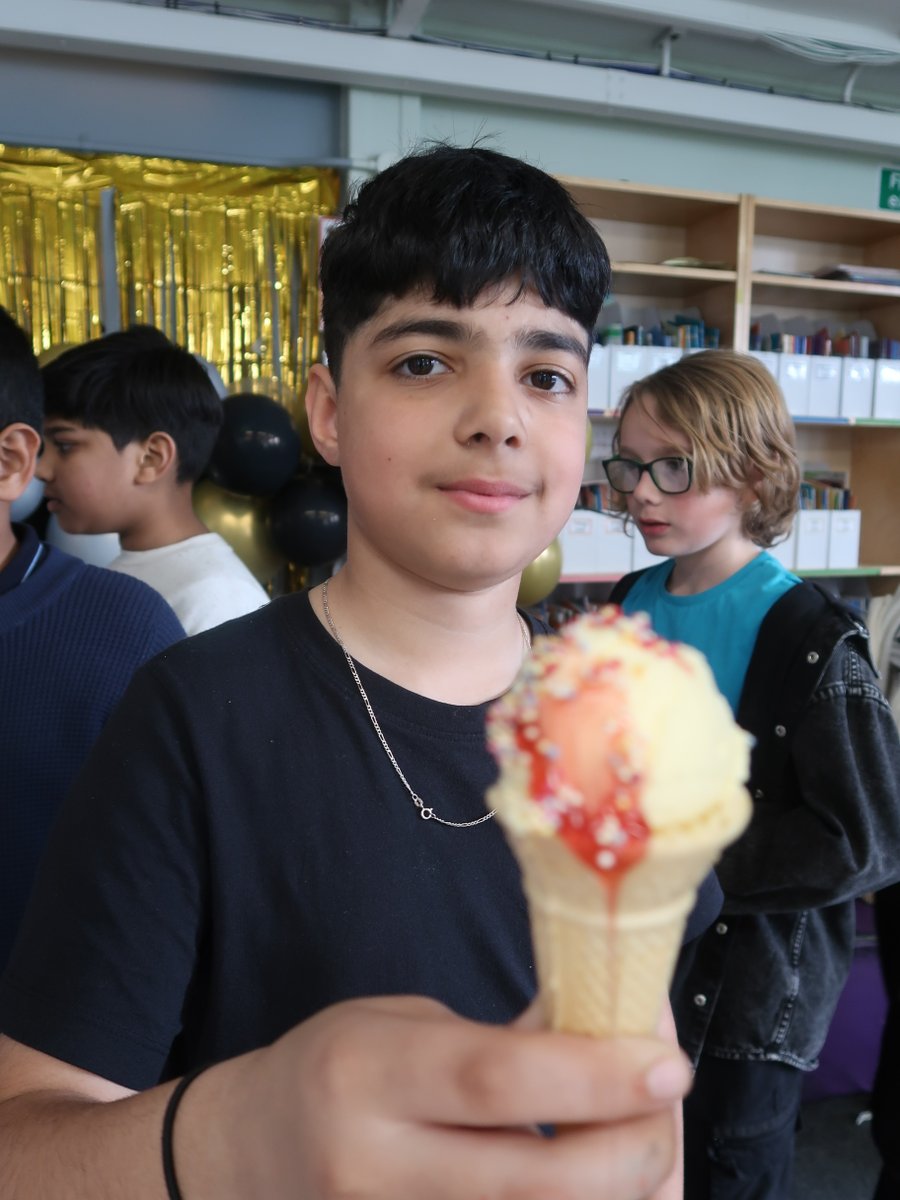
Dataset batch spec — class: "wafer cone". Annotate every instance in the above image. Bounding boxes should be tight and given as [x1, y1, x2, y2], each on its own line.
[511, 797, 747, 1036]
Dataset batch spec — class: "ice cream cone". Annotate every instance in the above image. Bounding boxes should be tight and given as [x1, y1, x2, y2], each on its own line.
[486, 608, 752, 1038]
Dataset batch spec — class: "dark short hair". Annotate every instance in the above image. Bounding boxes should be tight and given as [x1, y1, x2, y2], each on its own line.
[41, 326, 222, 483]
[320, 144, 611, 383]
[0, 306, 43, 435]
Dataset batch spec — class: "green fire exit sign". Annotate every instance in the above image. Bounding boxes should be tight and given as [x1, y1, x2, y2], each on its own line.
[879, 167, 900, 211]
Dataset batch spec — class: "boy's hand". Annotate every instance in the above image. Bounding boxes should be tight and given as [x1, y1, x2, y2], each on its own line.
[186, 995, 690, 1200]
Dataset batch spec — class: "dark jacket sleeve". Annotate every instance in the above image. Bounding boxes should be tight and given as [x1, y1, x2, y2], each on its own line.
[719, 631, 900, 913]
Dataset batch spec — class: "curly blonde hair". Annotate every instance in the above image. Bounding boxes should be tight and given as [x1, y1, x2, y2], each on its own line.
[609, 350, 799, 547]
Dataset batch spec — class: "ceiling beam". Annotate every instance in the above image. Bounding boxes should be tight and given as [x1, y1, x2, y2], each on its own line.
[2, 0, 900, 156]
[512, 0, 900, 55]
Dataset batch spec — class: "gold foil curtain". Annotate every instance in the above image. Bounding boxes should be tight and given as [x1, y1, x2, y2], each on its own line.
[0, 147, 109, 351]
[0, 145, 339, 394]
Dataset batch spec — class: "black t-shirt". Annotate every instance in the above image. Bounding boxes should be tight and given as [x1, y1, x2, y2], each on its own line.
[0, 593, 721, 1089]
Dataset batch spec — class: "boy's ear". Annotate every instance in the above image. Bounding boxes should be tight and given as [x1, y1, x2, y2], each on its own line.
[0, 423, 41, 502]
[134, 432, 178, 484]
[305, 363, 341, 467]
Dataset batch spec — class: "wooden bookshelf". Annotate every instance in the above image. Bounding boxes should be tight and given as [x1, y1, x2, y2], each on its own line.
[553, 178, 900, 590]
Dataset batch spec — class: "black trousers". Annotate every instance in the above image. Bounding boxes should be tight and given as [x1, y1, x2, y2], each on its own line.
[684, 1055, 805, 1200]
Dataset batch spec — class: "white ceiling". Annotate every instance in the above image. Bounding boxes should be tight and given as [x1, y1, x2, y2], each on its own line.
[3, 0, 900, 156]
[109, 0, 900, 108]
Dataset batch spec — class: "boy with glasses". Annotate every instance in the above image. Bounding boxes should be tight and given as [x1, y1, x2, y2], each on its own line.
[608, 348, 900, 1200]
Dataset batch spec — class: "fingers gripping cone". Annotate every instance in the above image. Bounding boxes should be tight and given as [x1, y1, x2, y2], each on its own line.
[487, 609, 752, 1038]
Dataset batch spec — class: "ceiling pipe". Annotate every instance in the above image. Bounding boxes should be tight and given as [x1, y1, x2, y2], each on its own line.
[654, 26, 680, 78]
[843, 63, 862, 104]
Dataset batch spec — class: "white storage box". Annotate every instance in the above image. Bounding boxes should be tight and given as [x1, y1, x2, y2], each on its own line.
[631, 534, 669, 571]
[795, 510, 829, 569]
[828, 510, 862, 570]
[873, 360, 900, 420]
[558, 510, 632, 576]
[778, 354, 811, 418]
[808, 356, 841, 419]
[645, 346, 682, 374]
[748, 350, 779, 380]
[587, 344, 610, 413]
[608, 346, 649, 411]
[768, 524, 797, 571]
[839, 358, 874, 419]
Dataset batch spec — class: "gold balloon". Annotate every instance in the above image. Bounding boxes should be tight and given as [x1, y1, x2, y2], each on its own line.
[585, 416, 594, 463]
[517, 539, 563, 607]
[193, 479, 285, 584]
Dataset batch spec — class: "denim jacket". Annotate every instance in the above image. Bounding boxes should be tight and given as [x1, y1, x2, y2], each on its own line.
[611, 576, 900, 1070]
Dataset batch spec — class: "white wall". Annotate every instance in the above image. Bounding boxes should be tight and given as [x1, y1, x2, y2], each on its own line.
[423, 97, 895, 209]
[346, 87, 895, 209]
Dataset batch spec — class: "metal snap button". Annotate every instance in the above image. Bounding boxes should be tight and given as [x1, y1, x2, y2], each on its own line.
[715, 922, 728, 935]
[775, 725, 786, 737]
[693, 994, 708, 1007]
[806, 651, 820, 664]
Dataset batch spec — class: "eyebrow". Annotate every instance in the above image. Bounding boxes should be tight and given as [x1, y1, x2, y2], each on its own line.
[518, 329, 591, 365]
[42, 422, 84, 436]
[370, 318, 590, 363]
[370, 318, 473, 347]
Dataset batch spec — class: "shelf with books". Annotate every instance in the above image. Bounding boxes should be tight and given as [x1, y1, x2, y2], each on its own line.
[558, 175, 744, 349]
[745, 196, 900, 357]
[554, 179, 900, 604]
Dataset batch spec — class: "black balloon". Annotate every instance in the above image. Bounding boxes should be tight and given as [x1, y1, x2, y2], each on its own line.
[268, 470, 348, 567]
[207, 392, 301, 497]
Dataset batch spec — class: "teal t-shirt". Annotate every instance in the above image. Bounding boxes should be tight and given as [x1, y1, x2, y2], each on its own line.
[620, 552, 800, 713]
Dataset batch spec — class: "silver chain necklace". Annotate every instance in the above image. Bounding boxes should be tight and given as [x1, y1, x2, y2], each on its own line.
[320, 579, 530, 829]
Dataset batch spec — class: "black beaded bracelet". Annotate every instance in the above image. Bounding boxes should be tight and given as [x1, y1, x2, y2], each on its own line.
[161, 1064, 213, 1200]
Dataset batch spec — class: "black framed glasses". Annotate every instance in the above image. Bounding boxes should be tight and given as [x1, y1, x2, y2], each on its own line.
[602, 455, 693, 495]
